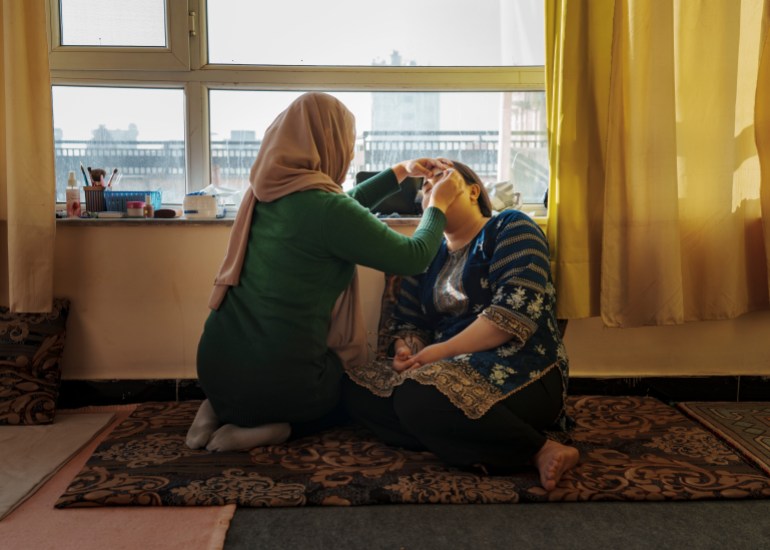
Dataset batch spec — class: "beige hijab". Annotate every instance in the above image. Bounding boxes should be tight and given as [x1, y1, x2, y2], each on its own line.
[209, 92, 367, 369]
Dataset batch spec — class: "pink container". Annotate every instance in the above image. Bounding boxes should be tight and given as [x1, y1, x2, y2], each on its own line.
[126, 201, 146, 217]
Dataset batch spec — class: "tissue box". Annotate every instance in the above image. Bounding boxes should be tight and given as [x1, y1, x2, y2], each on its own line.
[183, 194, 218, 219]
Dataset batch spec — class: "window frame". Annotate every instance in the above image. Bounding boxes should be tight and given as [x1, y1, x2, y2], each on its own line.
[47, 0, 193, 71]
[47, 0, 547, 205]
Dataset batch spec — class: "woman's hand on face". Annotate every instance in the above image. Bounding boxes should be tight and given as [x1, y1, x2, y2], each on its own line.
[393, 158, 453, 183]
[425, 169, 465, 213]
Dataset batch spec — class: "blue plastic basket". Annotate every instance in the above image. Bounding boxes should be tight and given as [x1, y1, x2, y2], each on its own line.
[104, 190, 162, 213]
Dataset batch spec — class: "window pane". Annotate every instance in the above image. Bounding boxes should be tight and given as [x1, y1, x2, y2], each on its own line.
[209, 91, 548, 206]
[207, 0, 544, 66]
[53, 86, 185, 204]
[59, 0, 167, 47]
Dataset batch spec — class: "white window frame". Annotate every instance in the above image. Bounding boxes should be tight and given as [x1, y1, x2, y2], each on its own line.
[47, 0, 547, 201]
[47, 0, 192, 71]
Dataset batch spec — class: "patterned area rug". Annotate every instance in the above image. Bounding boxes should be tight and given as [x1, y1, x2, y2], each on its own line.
[678, 402, 770, 477]
[55, 396, 770, 508]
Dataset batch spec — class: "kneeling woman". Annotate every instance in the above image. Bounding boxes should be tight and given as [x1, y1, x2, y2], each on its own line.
[343, 162, 579, 491]
[186, 93, 463, 453]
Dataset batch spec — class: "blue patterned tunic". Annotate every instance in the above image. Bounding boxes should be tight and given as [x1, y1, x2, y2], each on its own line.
[345, 209, 569, 420]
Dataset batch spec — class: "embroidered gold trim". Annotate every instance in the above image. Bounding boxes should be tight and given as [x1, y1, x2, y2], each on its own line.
[480, 305, 536, 341]
[345, 359, 563, 420]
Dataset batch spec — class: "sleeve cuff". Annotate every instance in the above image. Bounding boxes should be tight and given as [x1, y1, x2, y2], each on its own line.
[480, 305, 537, 343]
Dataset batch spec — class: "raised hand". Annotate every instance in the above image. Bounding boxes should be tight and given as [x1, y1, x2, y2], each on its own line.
[425, 169, 465, 213]
[394, 157, 453, 182]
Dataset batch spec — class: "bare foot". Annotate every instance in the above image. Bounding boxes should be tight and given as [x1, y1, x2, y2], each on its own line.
[185, 399, 221, 449]
[533, 439, 580, 491]
[206, 422, 291, 452]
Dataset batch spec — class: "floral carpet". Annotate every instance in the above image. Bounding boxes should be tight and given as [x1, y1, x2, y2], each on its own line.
[55, 396, 770, 508]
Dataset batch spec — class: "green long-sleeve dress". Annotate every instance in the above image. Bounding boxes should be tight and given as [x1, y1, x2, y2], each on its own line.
[197, 170, 446, 427]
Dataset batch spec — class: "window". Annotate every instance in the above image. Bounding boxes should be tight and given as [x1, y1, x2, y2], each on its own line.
[53, 86, 186, 202]
[59, 0, 167, 47]
[206, 0, 544, 67]
[48, 0, 548, 212]
[49, 0, 190, 69]
[211, 90, 548, 203]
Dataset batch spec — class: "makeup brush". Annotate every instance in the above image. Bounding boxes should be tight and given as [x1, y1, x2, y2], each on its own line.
[79, 162, 89, 186]
[106, 168, 118, 188]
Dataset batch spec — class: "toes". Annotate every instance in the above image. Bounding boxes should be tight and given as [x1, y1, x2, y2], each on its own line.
[186, 400, 220, 450]
[186, 434, 207, 449]
[186, 426, 216, 449]
[205, 425, 232, 452]
[535, 441, 580, 491]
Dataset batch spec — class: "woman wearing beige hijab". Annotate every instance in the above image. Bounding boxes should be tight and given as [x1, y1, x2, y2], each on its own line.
[186, 92, 463, 452]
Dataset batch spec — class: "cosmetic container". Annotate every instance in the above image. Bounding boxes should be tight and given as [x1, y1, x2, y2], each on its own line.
[126, 201, 146, 217]
[143, 194, 155, 218]
[66, 171, 81, 218]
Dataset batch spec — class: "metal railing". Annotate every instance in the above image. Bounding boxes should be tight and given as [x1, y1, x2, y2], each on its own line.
[55, 130, 549, 204]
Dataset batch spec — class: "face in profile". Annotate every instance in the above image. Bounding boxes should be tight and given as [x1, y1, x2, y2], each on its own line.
[421, 169, 483, 216]
[420, 169, 457, 211]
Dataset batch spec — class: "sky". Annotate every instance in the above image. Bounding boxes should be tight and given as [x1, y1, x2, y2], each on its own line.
[206, 0, 543, 67]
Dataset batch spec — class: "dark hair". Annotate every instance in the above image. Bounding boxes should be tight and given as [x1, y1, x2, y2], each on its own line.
[451, 161, 493, 217]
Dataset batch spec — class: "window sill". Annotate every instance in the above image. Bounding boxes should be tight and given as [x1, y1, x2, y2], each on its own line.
[56, 216, 234, 227]
[56, 216, 423, 228]
[55, 213, 547, 229]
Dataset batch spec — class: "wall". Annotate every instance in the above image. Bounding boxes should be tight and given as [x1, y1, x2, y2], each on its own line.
[0, 222, 7, 307]
[53, 222, 770, 380]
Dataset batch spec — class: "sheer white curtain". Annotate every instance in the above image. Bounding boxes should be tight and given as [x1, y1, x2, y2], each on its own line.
[1, 0, 56, 312]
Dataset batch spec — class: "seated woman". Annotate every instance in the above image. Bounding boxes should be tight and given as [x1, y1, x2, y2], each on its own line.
[343, 162, 579, 491]
[185, 92, 464, 453]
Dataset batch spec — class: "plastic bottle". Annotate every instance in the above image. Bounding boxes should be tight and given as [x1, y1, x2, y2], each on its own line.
[143, 194, 155, 218]
[66, 170, 81, 218]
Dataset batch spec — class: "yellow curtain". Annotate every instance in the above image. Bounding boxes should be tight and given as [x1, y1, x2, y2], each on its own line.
[759, 0, 770, 299]
[546, 0, 770, 326]
[0, 0, 55, 312]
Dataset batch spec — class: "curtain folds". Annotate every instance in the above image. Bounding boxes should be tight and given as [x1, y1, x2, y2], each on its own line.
[758, 0, 770, 300]
[1, 0, 56, 312]
[546, 0, 770, 326]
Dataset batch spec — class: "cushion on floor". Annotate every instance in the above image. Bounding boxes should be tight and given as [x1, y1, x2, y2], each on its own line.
[0, 298, 70, 425]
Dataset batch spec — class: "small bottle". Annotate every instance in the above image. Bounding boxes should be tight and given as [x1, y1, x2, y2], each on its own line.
[66, 170, 81, 218]
[143, 194, 155, 218]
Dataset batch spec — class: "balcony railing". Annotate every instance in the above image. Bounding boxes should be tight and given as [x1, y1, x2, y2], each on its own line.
[55, 130, 548, 205]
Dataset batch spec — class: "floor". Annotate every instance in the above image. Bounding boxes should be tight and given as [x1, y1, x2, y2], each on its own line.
[56, 378, 770, 549]
[223, 380, 770, 550]
[225, 500, 770, 549]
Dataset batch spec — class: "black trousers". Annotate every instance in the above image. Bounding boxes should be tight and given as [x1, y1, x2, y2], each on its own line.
[342, 367, 564, 473]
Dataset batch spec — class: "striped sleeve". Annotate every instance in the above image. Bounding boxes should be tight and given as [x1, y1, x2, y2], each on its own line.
[479, 213, 552, 344]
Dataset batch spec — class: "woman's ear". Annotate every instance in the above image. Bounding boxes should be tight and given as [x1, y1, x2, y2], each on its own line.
[469, 183, 481, 201]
